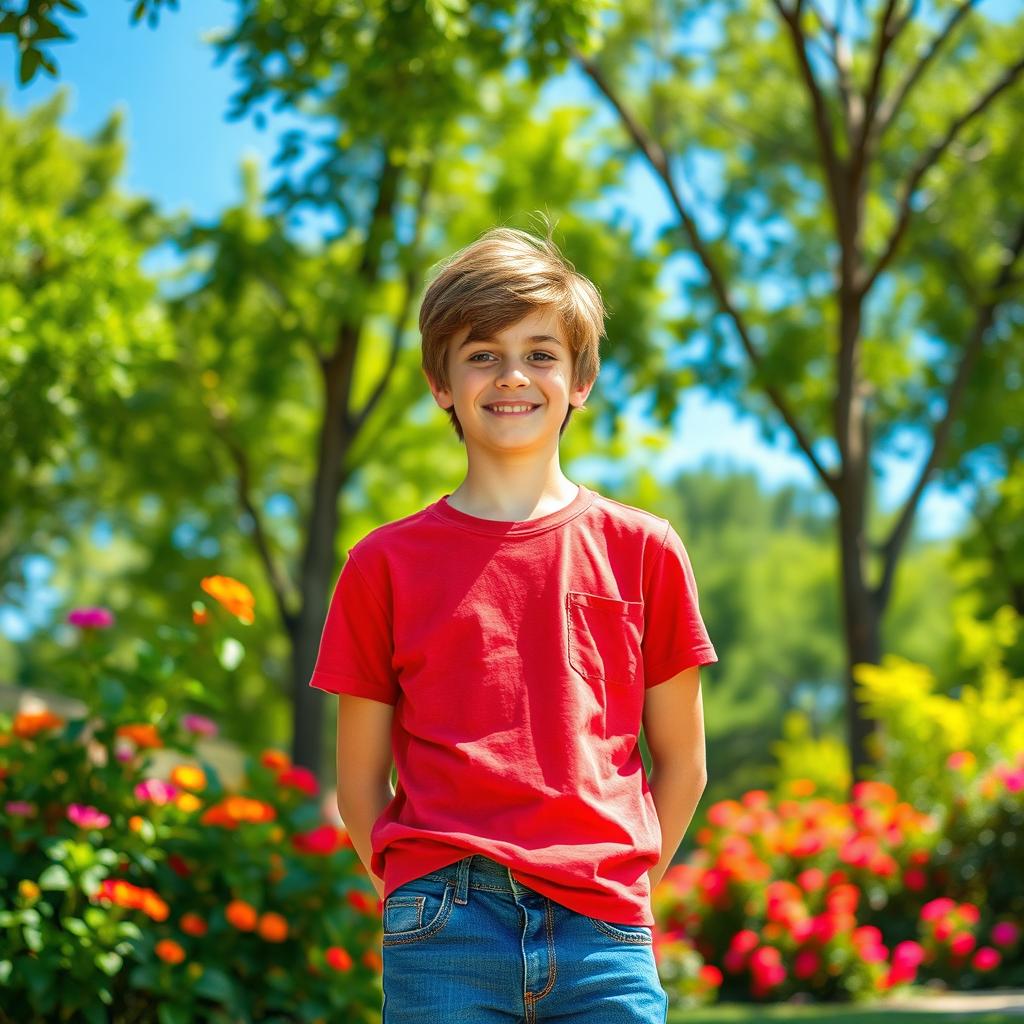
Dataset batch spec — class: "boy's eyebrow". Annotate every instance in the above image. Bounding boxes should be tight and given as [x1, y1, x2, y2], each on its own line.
[459, 333, 564, 349]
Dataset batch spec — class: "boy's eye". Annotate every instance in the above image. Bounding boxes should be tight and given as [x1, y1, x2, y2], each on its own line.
[468, 352, 556, 362]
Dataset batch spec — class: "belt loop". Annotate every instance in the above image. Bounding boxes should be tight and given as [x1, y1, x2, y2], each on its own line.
[454, 855, 471, 905]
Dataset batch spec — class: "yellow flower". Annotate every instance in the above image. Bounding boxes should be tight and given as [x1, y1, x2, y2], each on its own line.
[171, 764, 207, 792]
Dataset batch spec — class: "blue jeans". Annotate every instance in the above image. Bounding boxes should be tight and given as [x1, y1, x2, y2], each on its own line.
[380, 853, 669, 1023]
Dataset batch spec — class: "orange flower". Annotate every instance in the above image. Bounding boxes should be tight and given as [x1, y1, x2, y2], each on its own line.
[170, 765, 207, 791]
[258, 911, 289, 942]
[175, 793, 201, 813]
[93, 879, 169, 922]
[180, 912, 208, 937]
[155, 938, 185, 964]
[192, 606, 210, 626]
[225, 899, 258, 931]
[200, 575, 255, 624]
[261, 749, 290, 771]
[140, 891, 170, 922]
[116, 723, 163, 749]
[13, 710, 65, 739]
[201, 795, 276, 828]
[362, 949, 382, 973]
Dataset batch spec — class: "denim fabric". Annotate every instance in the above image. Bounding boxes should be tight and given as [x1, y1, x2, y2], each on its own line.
[380, 854, 669, 1023]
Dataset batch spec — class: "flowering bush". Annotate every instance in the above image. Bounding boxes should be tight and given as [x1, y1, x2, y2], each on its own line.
[1, 704, 384, 1023]
[650, 770, 1024, 1008]
[650, 607, 1024, 1008]
[0, 586, 384, 1023]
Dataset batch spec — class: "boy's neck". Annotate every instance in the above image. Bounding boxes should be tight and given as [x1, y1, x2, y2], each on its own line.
[447, 465, 581, 523]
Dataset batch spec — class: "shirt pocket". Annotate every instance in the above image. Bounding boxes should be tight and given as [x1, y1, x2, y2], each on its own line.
[566, 591, 644, 686]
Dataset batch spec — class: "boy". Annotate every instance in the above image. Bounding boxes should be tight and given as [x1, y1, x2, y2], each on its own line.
[309, 224, 717, 1022]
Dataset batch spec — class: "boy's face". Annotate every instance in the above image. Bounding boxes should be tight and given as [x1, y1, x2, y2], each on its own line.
[426, 306, 594, 451]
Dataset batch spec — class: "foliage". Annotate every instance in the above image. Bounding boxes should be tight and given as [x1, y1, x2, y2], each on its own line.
[0, 595, 383, 1023]
[651, 771, 1024, 1010]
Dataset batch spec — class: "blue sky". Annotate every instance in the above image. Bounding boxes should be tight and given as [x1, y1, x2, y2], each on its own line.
[4, 0, 991, 557]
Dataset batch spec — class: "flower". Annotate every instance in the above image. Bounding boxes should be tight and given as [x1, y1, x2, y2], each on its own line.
[5, 800, 36, 817]
[170, 765, 207, 791]
[181, 713, 218, 737]
[225, 899, 258, 931]
[258, 911, 289, 942]
[180, 912, 208, 937]
[134, 779, 180, 805]
[325, 946, 354, 971]
[200, 575, 255, 624]
[67, 606, 115, 629]
[201, 796, 276, 828]
[155, 938, 186, 964]
[292, 824, 344, 856]
[973, 947, 1001, 972]
[13, 709, 65, 739]
[67, 803, 111, 829]
[261, 749, 290, 771]
[277, 765, 319, 796]
[18, 880, 41, 901]
[116, 723, 163, 749]
[991, 921, 1020, 948]
[92, 880, 169, 921]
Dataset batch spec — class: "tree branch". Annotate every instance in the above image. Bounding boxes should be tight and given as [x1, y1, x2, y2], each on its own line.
[567, 39, 839, 498]
[769, 0, 845, 223]
[874, 0, 980, 143]
[855, 0, 902, 159]
[349, 157, 434, 438]
[874, 215, 1024, 608]
[861, 54, 1024, 299]
[208, 408, 299, 632]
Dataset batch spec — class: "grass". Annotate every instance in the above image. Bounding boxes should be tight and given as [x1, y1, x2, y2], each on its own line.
[667, 1005, 1021, 1023]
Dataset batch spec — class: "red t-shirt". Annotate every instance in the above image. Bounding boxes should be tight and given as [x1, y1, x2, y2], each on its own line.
[308, 482, 718, 926]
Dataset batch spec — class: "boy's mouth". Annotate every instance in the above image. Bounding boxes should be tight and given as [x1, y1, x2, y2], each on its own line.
[484, 403, 540, 415]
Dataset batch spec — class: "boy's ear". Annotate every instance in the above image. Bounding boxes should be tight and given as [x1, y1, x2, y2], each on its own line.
[422, 368, 453, 410]
[569, 376, 596, 409]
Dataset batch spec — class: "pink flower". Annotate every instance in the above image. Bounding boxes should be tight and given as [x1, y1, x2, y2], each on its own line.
[946, 751, 976, 772]
[793, 949, 821, 979]
[950, 931, 976, 957]
[67, 803, 111, 829]
[921, 897, 956, 922]
[181, 713, 218, 738]
[67, 607, 115, 629]
[1002, 770, 1024, 793]
[973, 947, 1001, 972]
[991, 921, 1020, 948]
[892, 940, 926, 968]
[134, 779, 180, 805]
[5, 801, 36, 816]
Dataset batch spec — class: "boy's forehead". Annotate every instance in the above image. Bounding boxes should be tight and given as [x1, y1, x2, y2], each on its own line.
[450, 309, 567, 348]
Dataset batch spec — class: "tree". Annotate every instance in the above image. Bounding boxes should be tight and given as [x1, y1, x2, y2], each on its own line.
[555, 0, 1024, 776]
[0, 0, 178, 85]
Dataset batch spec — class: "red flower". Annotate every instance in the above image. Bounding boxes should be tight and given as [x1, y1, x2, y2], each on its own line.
[291, 824, 344, 856]
[277, 765, 319, 796]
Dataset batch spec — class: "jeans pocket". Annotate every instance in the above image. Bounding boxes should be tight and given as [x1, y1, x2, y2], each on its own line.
[588, 917, 654, 944]
[566, 591, 644, 686]
[382, 874, 454, 946]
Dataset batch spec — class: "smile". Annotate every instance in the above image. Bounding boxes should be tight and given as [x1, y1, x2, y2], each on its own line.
[485, 404, 540, 415]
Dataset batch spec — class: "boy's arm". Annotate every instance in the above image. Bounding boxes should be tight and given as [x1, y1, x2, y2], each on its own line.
[336, 694, 396, 900]
[642, 665, 708, 892]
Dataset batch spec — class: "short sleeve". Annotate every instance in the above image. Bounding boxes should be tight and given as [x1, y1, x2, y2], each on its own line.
[641, 522, 718, 688]
[308, 548, 399, 705]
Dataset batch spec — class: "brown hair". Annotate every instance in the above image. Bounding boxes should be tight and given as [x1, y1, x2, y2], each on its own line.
[419, 218, 606, 443]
